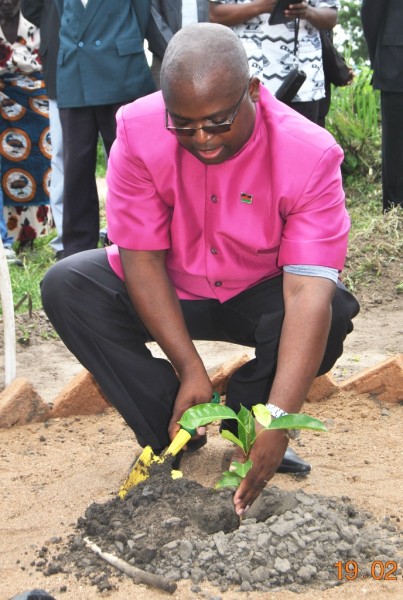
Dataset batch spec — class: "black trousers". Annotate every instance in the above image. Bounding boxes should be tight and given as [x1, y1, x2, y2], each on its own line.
[41, 250, 359, 450]
[59, 104, 122, 256]
[289, 99, 320, 124]
[381, 91, 403, 211]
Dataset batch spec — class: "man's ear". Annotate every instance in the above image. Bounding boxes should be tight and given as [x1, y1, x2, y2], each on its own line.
[248, 77, 261, 103]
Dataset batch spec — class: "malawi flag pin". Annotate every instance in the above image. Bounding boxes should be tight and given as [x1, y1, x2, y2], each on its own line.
[240, 192, 253, 204]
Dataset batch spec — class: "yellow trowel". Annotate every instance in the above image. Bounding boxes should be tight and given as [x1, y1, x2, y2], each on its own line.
[119, 392, 221, 499]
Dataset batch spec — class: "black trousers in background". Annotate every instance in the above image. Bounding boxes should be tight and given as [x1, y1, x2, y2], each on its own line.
[381, 91, 403, 211]
[41, 250, 360, 451]
[59, 104, 122, 257]
[289, 99, 320, 124]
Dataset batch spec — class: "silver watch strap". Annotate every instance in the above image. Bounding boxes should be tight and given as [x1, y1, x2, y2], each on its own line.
[266, 403, 288, 419]
[266, 403, 300, 439]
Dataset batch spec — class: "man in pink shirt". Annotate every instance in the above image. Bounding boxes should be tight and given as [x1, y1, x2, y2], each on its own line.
[42, 23, 359, 515]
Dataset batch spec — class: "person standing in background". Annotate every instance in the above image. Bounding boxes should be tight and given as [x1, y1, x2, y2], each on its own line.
[148, 0, 209, 89]
[21, 0, 65, 261]
[54, 0, 155, 257]
[361, 0, 403, 211]
[209, 0, 339, 124]
[0, 0, 52, 256]
[0, 180, 22, 264]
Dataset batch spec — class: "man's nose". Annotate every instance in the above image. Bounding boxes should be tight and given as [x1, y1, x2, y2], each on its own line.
[193, 127, 213, 144]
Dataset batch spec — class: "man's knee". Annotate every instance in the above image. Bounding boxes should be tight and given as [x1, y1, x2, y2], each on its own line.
[318, 285, 360, 375]
[41, 252, 96, 318]
[41, 260, 71, 314]
[332, 284, 360, 334]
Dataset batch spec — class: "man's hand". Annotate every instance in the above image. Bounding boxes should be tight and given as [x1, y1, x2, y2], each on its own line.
[285, 3, 338, 29]
[233, 425, 288, 516]
[210, 0, 277, 27]
[168, 372, 213, 442]
[285, 1, 310, 20]
[231, 274, 336, 515]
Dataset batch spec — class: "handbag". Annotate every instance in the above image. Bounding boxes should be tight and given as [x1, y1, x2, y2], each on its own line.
[320, 31, 351, 87]
[274, 19, 306, 104]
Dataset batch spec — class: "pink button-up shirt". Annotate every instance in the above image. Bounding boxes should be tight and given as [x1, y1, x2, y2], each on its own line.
[106, 85, 349, 302]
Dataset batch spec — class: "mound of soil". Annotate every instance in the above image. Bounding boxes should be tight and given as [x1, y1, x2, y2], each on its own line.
[35, 461, 402, 596]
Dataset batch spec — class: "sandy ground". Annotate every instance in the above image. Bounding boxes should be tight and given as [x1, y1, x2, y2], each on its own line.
[0, 297, 402, 599]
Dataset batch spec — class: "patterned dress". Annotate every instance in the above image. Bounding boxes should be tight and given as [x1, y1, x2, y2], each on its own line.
[209, 0, 340, 102]
[0, 13, 52, 248]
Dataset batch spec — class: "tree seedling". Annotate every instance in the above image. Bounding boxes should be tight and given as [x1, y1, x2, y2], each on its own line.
[178, 402, 327, 489]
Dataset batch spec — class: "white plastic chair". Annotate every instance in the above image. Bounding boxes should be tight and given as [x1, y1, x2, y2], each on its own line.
[0, 237, 16, 386]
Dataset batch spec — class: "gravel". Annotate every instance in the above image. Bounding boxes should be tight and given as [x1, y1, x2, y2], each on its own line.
[33, 463, 403, 594]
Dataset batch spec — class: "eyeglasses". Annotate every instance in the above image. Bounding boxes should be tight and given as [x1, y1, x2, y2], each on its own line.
[165, 79, 250, 137]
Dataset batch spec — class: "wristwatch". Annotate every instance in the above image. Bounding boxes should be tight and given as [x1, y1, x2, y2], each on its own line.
[266, 403, 300, 440]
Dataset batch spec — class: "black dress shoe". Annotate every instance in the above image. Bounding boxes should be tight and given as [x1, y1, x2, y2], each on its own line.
[276, 447, 311, 475]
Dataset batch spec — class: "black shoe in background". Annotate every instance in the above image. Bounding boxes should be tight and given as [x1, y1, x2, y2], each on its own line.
[276, 447, 311, 475]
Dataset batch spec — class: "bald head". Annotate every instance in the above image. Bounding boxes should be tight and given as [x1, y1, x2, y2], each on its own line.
[160, 23, 250, 99]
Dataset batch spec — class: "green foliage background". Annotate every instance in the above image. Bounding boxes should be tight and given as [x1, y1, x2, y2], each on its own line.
[326, 66, 381, 186]
[337, 0, 369, 64]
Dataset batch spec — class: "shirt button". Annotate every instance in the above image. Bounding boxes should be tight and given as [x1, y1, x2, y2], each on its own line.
[95, 40, 101, 46]
[78, 41, 84, 48]
[210, 195, 218, 203]
[214, 281, 222, 287]
[210, 247, 218, 255]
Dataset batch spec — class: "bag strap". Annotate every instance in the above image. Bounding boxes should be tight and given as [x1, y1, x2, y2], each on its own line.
[293, 18, 300, 56]
[291, 18, 300, 67]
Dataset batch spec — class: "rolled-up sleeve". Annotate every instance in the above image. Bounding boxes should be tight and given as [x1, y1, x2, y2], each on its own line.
[278, 144, 350, 271]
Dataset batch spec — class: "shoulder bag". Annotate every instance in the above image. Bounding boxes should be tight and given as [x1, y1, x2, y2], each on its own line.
[320, 30, 352, 87]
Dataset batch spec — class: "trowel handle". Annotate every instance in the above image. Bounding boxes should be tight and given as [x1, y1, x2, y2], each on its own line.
[164, 392, 221, 458]
[211, 391, 220, 403]
[181, 391, 221, 436]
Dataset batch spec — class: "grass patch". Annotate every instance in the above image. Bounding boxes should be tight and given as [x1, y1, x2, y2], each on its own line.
[343, 177, 402, 294]
[6, 232, 55, 315]
[96, 137, 107, 179]
[343, 205, 402, 295]
[326, 66, 381, 186]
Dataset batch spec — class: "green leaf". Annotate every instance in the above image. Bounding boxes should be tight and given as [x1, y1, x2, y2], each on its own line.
[214, 472, 243, 489]
[221, 429, 246, 453]
[266, 414, 328, 432]
[252, 404, 272, 428]
[237, 405, 256, 453]
[178, 404, 238, 430]
[229, 459, 253, 478]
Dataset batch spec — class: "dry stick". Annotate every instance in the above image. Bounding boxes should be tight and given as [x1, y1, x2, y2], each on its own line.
[83, 537, 177, 594]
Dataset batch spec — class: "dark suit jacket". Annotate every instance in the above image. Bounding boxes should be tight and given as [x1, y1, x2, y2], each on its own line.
[361, 0, 403, 92]
[21, 0, 60, 99]
[147, 0, 209, 60]
[53, 0, 155, 107]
